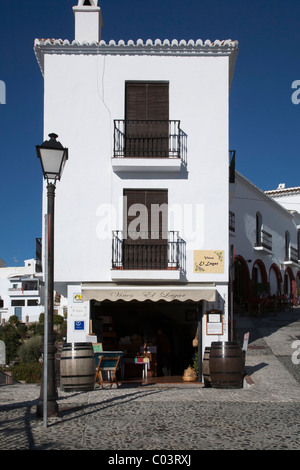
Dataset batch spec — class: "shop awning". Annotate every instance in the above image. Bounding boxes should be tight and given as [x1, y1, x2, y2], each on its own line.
[81, 283, 216, 303]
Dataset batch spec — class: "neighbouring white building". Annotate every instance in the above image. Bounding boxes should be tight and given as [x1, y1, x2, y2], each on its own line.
[0, 259, 44, 323]
[34, 1, 238, 377]
[230, 173, 300, 314]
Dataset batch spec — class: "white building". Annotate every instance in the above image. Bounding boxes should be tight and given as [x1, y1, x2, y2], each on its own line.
[0, 259, 44, 323]
[230, 173, 300, 313]
[34, 1, 238, 376]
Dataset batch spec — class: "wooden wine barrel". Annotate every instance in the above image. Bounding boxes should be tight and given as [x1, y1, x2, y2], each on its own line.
[202, 347, 211, 387]
[60, 342, 96, 392]
[209, 341, 244, 389]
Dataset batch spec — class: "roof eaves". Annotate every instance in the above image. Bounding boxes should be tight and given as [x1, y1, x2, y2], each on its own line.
[34, 37, 239, 76]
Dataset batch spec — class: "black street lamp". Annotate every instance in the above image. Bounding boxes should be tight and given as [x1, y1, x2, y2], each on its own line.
[36, 133, 68, 423]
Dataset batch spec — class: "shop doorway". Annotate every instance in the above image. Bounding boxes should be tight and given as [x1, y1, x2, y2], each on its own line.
[233, 256, 250, 311]
[90, 300, 198, 379]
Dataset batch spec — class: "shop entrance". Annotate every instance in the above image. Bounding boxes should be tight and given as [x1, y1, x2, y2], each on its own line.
[90, 300, 199, 379]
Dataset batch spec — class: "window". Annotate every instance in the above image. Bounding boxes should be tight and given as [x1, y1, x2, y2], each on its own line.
[256, 212, 262, 246]
[285, 231, 290, 260]
[125, 82, 169, 121]
[124, 81, 169, 157]
[27, 299, 39, 306]
[123, 189, 168, 269]
[11, 300, 25, 307]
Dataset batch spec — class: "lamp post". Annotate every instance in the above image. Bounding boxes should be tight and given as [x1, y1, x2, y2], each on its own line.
[36, 133, 68, 423]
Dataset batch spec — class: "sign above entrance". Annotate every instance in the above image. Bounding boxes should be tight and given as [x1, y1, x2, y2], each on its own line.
[193, 250, 224, 274]
[82, 283, 216, 303]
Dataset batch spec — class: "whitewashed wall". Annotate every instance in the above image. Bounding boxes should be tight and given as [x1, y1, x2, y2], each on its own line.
[42, 51, 230, 286]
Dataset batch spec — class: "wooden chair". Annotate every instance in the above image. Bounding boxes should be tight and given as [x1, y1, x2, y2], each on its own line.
[95, 355, 121, 388]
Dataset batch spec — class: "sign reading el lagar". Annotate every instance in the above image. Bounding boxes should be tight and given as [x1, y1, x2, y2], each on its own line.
[193, 250, 224, 273]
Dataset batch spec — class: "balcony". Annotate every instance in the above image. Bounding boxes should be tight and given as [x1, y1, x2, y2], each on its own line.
[229, 211, 235, 234]
[8, 288, 40, 297]
[284, 245, 299, 266]
[254, 229, 272, 253]
[111, 230, 182, 281]
[112, 120, 186, 172]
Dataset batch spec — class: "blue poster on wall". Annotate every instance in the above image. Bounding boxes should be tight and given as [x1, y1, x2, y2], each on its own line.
[74, 321, 84, 330]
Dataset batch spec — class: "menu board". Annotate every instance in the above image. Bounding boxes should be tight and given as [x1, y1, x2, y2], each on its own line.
[206, 310, 223, 335]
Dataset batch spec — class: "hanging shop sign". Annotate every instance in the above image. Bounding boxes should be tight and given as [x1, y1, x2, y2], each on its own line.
[193, 250, 224, 273]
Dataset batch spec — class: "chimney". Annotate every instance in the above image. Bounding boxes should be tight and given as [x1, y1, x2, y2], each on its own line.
[73, 0, 103, 43]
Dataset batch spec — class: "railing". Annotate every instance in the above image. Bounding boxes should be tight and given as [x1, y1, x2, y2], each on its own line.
[255, 229, 272, 251]
[286, 245, 299, 264]
[112, 230, 181, 270]
[114, 120, 182, 159]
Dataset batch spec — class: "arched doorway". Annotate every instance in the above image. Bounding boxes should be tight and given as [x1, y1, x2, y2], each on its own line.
[284, 267, 295, 303]
[269, 264, 282, 296]
[252, 259, 268, 297]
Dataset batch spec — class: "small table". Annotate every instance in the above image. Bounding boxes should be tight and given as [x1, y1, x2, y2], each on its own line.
[121, 357, 150, 380]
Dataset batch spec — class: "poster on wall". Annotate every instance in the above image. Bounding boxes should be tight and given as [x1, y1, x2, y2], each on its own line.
[193, 250, 224, 273]
[206, 309, 223, 335]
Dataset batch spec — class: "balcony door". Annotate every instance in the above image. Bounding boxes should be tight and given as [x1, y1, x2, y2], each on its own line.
[123, 189, 168, 269]
[125, 82, 169, 158]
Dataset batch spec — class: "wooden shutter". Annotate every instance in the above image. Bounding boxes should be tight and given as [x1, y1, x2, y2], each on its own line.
[123, 189, 168, 269]
[125, 83, 148, 120]
[125, 82, 169, 120]
[125, 82, 169, 157]
[146, 83, 169, 120]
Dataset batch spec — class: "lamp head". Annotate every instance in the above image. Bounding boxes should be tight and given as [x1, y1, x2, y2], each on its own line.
[36, 133, 68, 182]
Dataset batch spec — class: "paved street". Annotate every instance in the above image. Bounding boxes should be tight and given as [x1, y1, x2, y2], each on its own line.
[1, 309, 300, 455]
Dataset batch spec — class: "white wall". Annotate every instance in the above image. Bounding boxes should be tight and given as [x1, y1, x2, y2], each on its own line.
[43, 51, 230, 285]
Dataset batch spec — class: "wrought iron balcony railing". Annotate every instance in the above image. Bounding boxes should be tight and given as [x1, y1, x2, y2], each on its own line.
[114, 120, 184, 159]
[255, 229, 272, 251]
[285, 245, 299, 264]
[112, 230, 181, 270]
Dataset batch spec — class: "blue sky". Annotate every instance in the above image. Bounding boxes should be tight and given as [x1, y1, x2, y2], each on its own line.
[0, 0, 299, 266]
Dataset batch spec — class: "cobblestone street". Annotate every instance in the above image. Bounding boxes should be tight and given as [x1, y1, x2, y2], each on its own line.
[1, 310, 300, 455]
